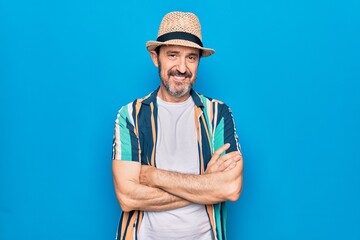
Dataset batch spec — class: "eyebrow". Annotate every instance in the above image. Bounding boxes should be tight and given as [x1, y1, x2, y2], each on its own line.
[188, 53, 199, 57]
[166, 51, 199, 57]
[166, 51, 180, 54]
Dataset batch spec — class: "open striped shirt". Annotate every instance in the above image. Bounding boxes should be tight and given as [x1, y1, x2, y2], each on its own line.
[112, 88, 241, 240]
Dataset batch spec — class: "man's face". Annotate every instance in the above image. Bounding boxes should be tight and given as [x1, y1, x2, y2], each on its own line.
[151, 45, 200, 102]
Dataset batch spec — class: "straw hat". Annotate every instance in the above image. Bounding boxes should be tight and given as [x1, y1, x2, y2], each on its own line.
[146, 11, 215, 57]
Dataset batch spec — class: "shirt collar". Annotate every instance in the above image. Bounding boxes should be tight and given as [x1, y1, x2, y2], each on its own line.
[141, 87, 204, 108]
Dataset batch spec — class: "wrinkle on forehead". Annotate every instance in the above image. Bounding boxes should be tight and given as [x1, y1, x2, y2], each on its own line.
[160, 45, 200, 57]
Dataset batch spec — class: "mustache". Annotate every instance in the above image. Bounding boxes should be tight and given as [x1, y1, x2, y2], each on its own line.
[168, 69, 192, 78]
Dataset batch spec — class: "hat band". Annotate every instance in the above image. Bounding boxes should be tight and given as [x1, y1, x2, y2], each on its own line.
[157, 31, 203, 47]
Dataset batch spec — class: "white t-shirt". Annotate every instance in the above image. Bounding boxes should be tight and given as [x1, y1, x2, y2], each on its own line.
[138, 96, 213, 240]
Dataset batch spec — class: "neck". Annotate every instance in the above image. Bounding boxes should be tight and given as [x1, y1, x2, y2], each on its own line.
[157, 86, 191, 103]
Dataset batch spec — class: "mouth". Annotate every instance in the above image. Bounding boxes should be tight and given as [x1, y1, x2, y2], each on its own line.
[168, 69, 192, 82]
[172, 75, 187, 83]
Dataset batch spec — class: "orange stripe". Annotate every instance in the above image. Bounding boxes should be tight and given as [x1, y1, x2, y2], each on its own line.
[209, 101, 214, 125]
[150, 103, 156, 166]
[120, 212, 129, 238]
[206, 205, 217, 239]
[127, 213, 137, 239]
[136, 211, 144, 236]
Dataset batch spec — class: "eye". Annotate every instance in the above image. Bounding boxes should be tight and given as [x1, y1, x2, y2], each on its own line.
[187, 55, 198, 63]
[167, 53, 177, 60]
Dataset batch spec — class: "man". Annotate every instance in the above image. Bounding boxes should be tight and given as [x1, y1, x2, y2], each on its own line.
[112, 11, 243, 240]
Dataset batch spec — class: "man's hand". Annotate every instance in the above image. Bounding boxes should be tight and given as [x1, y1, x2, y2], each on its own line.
[205, 143, 242, 174]
[140, 143, 242, 186]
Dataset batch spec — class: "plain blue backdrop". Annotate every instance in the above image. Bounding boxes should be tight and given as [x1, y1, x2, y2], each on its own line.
[1, 0, 359, 239]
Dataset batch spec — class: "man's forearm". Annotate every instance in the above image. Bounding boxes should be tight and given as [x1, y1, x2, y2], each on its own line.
[140, 163, 242, 205]
[112, 160, 191, 212]
[116, 181, 191, 212]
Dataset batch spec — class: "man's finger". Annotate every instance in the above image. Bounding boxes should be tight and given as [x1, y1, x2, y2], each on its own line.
[216, 151, 240, 163]
[205, 143, 233, 174]
[224, 162, 237, 171]
[208, 143, 230, 164]
[212, 143, 231, 159]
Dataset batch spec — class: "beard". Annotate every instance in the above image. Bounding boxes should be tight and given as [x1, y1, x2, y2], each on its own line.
[158, 61, 196, 98]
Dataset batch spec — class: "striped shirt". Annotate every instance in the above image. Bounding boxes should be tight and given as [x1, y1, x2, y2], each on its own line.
[112, 88, 241, 240]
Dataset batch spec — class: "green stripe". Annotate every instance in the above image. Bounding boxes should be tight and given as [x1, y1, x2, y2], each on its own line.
[214, 118, 225, 239]
[214, 203, 223, 240]
[214, 117, 225, 154]
[119, 106, 133, 160]
[199, 95, 214, 150]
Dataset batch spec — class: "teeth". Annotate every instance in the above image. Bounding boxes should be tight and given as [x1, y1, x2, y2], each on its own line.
[174, 76, 185, 81]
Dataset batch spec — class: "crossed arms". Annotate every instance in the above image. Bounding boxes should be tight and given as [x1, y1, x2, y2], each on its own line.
[112, 143, 243, 212]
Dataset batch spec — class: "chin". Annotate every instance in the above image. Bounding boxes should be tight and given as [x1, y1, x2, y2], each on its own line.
[169, 88, 191, 98]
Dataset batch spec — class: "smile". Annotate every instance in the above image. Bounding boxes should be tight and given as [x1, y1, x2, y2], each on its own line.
[172, 76, 186, 82]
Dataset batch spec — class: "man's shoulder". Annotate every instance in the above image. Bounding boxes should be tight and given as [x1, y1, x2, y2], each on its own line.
[192, 90, 235, 121]
[115, 90, 157, 120]
[192, 90, 228, 107]
[118, 90, 157, 110]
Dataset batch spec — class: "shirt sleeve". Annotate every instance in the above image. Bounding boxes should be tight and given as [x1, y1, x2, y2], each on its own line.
[112, 104, 140, 161]
[214, 103, 241, 154]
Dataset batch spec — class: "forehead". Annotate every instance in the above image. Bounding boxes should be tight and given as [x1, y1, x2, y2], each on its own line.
[160, 45, 200, 55]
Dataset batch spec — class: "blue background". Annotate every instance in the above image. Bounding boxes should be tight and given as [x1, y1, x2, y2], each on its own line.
[1, 0, 359, 239]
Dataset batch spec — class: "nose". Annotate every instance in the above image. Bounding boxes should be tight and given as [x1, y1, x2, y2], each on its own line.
[177, 57, 187, 73]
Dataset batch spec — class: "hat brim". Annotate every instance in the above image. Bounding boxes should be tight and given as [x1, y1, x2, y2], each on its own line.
[146, 39, 215, 57]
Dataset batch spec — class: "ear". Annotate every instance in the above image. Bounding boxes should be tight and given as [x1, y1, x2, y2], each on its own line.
[150, 51, 159, 67]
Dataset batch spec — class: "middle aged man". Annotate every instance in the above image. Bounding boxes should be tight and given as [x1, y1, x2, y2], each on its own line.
[112, 11, 243, 240]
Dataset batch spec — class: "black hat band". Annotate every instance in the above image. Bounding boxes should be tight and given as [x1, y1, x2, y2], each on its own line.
[156, 31, 203, 47]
